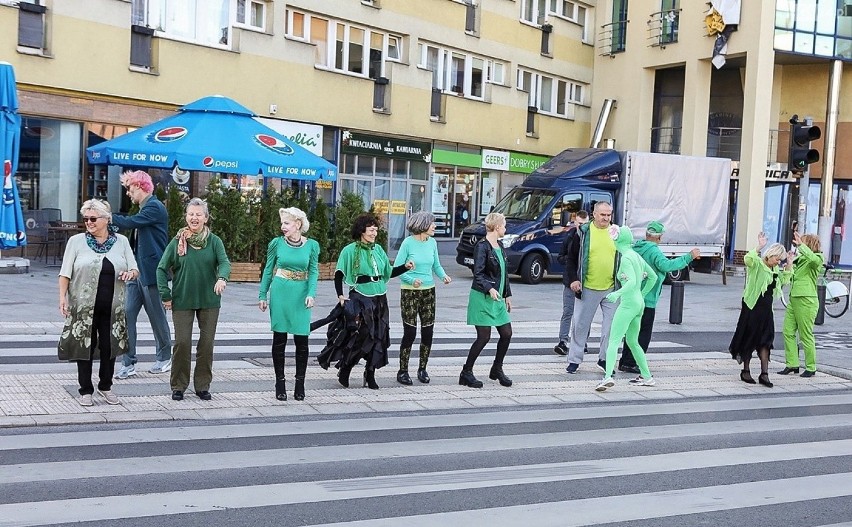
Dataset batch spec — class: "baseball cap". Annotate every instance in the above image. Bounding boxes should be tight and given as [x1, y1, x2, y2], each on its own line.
[647, 221, 665, 234]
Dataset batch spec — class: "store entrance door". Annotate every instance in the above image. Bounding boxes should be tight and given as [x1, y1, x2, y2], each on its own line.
[451, 169, 477, 237]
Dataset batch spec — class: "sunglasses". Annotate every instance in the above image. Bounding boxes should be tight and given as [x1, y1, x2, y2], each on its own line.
[82, 216, 103, 223]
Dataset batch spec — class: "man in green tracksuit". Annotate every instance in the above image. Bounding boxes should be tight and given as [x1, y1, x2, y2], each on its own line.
[619, 221, 699, 373]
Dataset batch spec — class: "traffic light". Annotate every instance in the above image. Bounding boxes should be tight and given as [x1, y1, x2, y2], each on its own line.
[788, 116, 821, 173]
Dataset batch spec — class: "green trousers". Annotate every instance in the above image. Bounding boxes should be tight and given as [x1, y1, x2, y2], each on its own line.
[782, 296, 817, 372]
[170, 308, 220, 392]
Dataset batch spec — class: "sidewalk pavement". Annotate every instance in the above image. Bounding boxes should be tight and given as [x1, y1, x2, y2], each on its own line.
[1, 256, 851, 428]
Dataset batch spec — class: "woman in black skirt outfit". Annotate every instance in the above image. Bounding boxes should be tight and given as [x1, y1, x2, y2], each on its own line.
[729, 232, 791, 388]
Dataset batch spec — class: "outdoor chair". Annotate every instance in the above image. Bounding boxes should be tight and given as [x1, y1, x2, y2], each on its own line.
[23, 210, 62, 265]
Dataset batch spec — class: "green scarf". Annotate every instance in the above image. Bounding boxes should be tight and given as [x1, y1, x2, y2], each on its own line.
[176, 226, 210, 256]
[351, 241, 377, 279]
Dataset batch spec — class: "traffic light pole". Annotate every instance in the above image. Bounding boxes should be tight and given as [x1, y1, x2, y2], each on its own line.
[797, 117, 813, 235]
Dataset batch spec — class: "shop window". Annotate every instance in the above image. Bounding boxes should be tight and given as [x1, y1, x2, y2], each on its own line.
[18, 1, 47, 51]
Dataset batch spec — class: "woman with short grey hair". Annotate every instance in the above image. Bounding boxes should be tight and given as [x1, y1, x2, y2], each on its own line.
[393, 211, 451, 385]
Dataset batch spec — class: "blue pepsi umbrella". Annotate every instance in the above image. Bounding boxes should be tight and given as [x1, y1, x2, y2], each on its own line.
[0, 62, 27, 250]
[86, 95, 337, 181]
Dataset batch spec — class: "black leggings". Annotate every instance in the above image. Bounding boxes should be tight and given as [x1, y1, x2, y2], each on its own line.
[77, 307, 115, 395]
[399, 323, 435, 371]
[464, 323, 512, 371]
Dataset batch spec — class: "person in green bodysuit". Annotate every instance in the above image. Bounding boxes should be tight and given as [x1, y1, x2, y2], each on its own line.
[596, 225, 657, 392]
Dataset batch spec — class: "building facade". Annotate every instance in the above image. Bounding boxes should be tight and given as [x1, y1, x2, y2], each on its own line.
[3, 0, 595, 247]
[591, 0, 852, 265]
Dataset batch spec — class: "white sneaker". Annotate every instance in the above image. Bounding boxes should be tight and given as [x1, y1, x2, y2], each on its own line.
[629, 376, 656, 387]
[78, 394, 93, 406]
[97, 389, 121, 405]
[149, 359, 172, 374]
[595, 377, 615, 392]
[114, 364, 137, 379]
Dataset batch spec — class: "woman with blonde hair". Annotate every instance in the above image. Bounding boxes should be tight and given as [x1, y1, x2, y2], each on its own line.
[780, 232, 824, 378]
[258, 207, 319, 401]
[729, 232, 791, 388]
[58, 199, 139, 406]
[460, 212, 513, 388]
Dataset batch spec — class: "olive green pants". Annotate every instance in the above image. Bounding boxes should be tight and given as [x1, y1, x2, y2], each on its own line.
[170, 308, 220, 392]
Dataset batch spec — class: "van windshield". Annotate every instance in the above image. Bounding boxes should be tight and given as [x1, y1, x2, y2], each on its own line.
[491, 187, 557, 221]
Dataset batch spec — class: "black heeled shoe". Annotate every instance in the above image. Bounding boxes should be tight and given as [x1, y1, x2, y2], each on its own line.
[396, 370, 413, 385]
[459, 369, 483, 388]
[740, 370, 756, 384]
[293, 378, 305, 401]
[364, 368, 379, 390]
[758, 373, 773, 388]
[275, 379, 287, 401]
[489, 366, 513, 387]
[417, 368, 430, 384]
[778, 367, 799, 375]
[338, 364, 352, 388]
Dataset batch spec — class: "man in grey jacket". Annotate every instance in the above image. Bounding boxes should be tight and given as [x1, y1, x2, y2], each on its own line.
[112, 171, 172, 378]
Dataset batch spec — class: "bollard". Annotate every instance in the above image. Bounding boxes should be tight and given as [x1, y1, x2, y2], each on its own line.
[669, 280, 684, 324]
[815, 284, 826, 326]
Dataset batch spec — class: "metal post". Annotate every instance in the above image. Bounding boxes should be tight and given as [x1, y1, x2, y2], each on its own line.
[669, 281, 684, 324]
[815, 284, 826, 326]
[818, 60, 842, 253]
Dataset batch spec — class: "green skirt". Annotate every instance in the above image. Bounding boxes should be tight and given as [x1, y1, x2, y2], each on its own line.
[466, 289, 510, 327]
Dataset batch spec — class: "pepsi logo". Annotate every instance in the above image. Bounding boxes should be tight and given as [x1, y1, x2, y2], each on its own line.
[254, 134, 294, 155]
[202, 157, 215, 168]
[152, 127, 188, 143]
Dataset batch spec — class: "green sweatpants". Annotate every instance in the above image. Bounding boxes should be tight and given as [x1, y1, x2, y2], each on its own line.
[782, 296, 817, 372]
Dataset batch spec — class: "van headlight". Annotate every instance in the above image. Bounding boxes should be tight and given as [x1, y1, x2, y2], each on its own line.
[501, 234, 519, 247]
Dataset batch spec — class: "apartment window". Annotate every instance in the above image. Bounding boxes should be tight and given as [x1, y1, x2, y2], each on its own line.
[288, 11, 400, 79]
[420, 44, 504, 100]
[517, 68, 582, 118]
[522, 0, 548, 25]
[18, 0, 46, 50]
[236, 0, 266, 30]
[142, 0, 231, 48]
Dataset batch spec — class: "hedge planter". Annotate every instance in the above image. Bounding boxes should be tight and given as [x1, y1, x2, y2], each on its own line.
[319, 262, 336, 281]
[229, 262, 262, 283]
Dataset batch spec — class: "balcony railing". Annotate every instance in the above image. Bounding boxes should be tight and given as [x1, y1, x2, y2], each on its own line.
[650, 127, 788, 165]
[598, 19, 628, 56]
[647, 8, 679, 47]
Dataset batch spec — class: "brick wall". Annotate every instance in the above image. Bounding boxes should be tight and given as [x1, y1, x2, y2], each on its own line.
[18, 88, 174, 127]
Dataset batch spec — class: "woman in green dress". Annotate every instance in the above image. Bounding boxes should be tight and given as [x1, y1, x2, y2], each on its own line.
[460, 212, 513, 388]
[259, 207, 319, 401]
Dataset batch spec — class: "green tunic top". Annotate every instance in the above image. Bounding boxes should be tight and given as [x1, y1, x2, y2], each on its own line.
[258, 237, 319, 335]
[336, 242, 393, 296]
[156, 233, 231, 310]
[466, 248, 510, 326]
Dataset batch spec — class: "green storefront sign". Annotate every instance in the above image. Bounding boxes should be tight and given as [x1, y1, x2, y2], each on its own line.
[509, 152, 549, 174]
[342, 131, 432, 162]
[431, 149, 482, 168]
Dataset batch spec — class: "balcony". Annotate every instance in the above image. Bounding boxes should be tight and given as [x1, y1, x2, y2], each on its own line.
[598, 19, 628, 56]
[647, 8, 679, 48]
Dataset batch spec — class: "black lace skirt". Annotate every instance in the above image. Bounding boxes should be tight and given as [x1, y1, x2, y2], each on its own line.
[316, 291, 390, 371]
[729, 288, 775, 363]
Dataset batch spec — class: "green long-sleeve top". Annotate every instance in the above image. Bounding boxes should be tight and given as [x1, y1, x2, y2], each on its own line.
[741, 249, 790, 309]
[789, 244, 824, 299]
[393, 236, 447, 289]
[633, 240, 695, 308]
[157, 233, 231, 310]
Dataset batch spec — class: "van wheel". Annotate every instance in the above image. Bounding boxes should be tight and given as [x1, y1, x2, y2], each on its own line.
[520, 253, 545, 285]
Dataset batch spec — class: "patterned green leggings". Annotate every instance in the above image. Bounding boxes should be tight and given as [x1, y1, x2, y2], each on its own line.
[399, 288, 436, 371]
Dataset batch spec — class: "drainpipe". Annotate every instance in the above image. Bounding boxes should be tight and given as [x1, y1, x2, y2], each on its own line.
[590, 99, 616, 148]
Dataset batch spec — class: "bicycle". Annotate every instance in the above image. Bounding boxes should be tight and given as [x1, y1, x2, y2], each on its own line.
[779, 263, 850, 318]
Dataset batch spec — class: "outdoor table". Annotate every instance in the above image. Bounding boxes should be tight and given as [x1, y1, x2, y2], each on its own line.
[47, 223, 84, 266]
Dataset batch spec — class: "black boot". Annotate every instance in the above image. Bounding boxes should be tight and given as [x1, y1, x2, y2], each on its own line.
[271, 333, 287, 401]
[417, 368, 430, 383]
[364, 368, 380, 389]
[489, 365, 513, 387]
[338, 363, 352, 388]
[294, 342, 308, 401]
[397, 370, 413, 385]
[459, 369, 483, 388]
